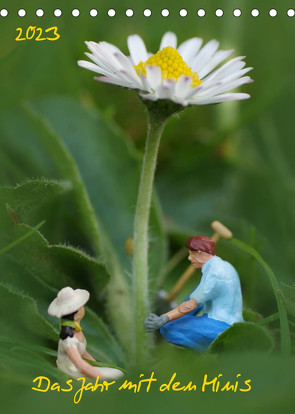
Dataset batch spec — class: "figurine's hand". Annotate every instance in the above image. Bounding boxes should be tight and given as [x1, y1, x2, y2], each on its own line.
[144, 313, 169, 332]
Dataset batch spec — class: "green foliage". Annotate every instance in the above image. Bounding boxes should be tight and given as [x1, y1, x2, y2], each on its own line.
[281, 283, 295, 318]
[0, 180, 72, 225]
[230, 238, 291, 357]
[243, 308, 263, 323]
[0, 165, 125, 374]
[0, 94, 169, 369]
[209, 322, 274, 353]
[0, 284, 58, 345]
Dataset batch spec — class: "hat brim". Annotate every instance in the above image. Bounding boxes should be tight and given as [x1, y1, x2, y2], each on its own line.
[48, 289, 90, 318]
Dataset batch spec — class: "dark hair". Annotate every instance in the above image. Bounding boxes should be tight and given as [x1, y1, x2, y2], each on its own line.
[59, 311, 77, 340]
[185, 235, 215, 255]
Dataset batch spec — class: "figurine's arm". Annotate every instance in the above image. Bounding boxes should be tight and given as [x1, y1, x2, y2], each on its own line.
[144, 298, 198, 332]
[164, 298, 198, 322]
[82, 351, 96, 361]
[66, 346, 102, 379]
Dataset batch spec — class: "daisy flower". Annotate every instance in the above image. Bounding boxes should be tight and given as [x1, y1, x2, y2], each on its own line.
[78, 31, 253, 106]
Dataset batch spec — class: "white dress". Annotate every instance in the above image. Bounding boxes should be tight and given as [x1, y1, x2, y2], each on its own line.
[57, 335, 123, 380]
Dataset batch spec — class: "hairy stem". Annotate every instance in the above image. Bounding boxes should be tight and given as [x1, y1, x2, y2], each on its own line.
[132, 109, 167, 367]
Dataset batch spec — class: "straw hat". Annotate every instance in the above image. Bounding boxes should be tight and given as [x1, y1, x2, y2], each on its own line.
[48, 287, 90, 318]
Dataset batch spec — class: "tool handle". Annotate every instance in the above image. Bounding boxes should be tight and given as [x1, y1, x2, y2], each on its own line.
[166, 264, 195, 302]
[165, 221, 232, 302]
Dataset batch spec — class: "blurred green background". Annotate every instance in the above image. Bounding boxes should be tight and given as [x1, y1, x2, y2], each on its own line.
[1, 0, 295, 412]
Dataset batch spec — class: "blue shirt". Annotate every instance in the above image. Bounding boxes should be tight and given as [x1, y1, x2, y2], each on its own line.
[189, 256, 243, 325]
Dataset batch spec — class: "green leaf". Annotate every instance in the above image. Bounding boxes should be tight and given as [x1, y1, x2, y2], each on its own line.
[0, 180, 72, 225]
[47, 244, 109, 299]
[0, 220, 45, 255]
[230, 238, 291, 357]
[210, 322, 274, 353]
[0, 258, 124, 369]
[0, 284, 58, 345]
[85, 358, 125, 373]
[22, 101, 134, 352]
[0, 214, 124, 366]
[0, 100, 167, 280]
[82, 308, 126, 367]
[243, 308, 264, 323]
[0, 185, 110, 314]
[0, 98, 168, 352]
[21, 102, 104, 258]
[28, 96, 167, 281]
[280, 283, 295, 318]
[0, 344, 60, 385]
[0, 223, 110, 318]
[0, 336, 56, 358]
[0, 102, 136, 352]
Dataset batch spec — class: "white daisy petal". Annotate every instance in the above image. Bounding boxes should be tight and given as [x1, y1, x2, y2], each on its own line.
[84, 52, 117, 76]
[155, 79, 176, 99]
[183, 84, 204, 100]
[191, 93, 250, 105]
[214, 61, 247, 80]
[191, 81, 222, 98]
[146, 65, 162, 90]
[204, 57, 246, 83]
[174, 75, 194, 100]
[79, 33, 253, 107]
[163, 78, 176, 90]
[160, 32, 177, 50]
[177, 38, 203, 66]
[213, 67, 253, 86]
[201, 76, 252, 98]
[118, 69, 141, 88]
[137, 73, 152, 92]
[84, 43, 115, 71]
[95, 76, 133, 88]
[139, 91, 159, 101]
[95, 42, 141, 83]
[198, 49, 234, 79]
[78, 60, 111, 77]
[155, 85, 172, 100]
[85, 42, 122, 75]
[112, 52, 143, 88]
[195, 78, 252, 104]
[99, 41, 123, 55]
[197, 68, 253, 97]
[127, 34, 149, 65]
[192, 40, 220, 73]
[139, 73, 152, 92]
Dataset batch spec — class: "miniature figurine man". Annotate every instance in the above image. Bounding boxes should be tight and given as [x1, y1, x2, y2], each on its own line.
[144, 235, 243, 351]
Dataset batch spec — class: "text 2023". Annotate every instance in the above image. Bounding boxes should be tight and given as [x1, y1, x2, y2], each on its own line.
[15, 26, 60, 41]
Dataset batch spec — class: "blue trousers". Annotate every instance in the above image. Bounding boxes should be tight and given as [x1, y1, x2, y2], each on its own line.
[160, 308, 230, 351]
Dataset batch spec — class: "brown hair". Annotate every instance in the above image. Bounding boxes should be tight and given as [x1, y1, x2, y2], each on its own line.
[185, 235, 215, 255]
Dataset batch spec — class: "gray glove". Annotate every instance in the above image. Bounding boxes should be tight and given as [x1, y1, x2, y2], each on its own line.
[144, 313, 169, 332]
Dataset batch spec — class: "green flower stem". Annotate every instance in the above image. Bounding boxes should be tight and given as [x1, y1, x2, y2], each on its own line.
[132, 109, 168, 366]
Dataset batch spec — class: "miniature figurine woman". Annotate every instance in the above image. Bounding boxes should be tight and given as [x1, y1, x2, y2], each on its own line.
[48, 287, 123, 380]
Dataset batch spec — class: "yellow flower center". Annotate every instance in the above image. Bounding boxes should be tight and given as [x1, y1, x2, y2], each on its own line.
[134, 46, 202, 87]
